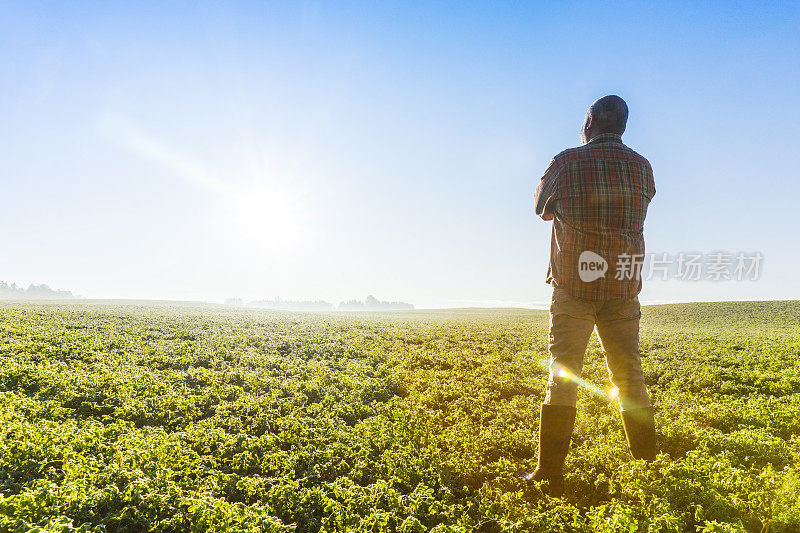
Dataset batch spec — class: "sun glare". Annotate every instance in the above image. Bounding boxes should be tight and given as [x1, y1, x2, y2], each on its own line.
[228, 181, 307, 250]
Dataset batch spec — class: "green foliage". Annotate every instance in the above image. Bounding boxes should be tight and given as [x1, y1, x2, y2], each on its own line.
[0, 302, 798, 531]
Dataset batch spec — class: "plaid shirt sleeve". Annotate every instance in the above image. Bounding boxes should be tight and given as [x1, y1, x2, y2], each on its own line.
[536, 134, 655, 301]
[534, 158, 559, 221]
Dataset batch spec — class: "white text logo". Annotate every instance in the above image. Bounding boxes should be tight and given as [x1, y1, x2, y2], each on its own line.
[578, 251, 608, 282]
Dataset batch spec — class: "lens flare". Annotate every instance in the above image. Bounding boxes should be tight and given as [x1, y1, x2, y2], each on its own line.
[541, 357, 622, 404]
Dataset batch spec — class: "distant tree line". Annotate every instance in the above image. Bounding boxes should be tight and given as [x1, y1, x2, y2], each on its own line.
[338, 295, 414, 311]
[224, 295, 414, 311]
[0, 281, 80, 300]
[247, 299, 335, 311]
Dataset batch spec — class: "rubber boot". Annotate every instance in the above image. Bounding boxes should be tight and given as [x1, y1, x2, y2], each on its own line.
[530, 404, 577, 496]
[620, 407, 656, 461]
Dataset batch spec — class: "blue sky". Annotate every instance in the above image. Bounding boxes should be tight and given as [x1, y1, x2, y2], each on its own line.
[1, 1, 798, 307]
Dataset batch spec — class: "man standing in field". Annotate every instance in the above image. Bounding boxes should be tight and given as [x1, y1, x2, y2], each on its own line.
[524, 95, 657, 496]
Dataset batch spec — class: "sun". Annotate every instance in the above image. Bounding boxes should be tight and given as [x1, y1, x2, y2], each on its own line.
[228, 181, 307, 250]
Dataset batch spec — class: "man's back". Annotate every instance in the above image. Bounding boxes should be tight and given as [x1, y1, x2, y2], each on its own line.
[523, 95, 658, 497]
[535, 132, 655, 300]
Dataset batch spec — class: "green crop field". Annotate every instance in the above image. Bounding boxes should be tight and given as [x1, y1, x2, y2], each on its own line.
[1, 301, 798, 532]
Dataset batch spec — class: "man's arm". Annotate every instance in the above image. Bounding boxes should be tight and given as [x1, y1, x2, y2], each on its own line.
[534, 158, 559, 221]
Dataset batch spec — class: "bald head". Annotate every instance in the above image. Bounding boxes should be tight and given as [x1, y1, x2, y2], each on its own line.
[581, 95, 628, 144]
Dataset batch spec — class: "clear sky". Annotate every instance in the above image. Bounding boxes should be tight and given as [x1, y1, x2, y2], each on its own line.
[1, 1, 799, 307]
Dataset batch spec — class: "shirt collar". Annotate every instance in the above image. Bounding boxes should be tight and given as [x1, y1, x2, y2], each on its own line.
[587, 133, 623, 144]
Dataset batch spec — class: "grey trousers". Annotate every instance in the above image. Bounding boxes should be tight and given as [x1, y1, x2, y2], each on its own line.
[544, 286, 651, 411]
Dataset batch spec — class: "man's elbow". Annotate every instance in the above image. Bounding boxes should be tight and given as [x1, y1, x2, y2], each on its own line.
[534, 198, 554, 220]
[536, 207, 554, 221]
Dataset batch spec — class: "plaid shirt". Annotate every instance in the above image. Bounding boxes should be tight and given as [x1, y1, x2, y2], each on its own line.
[534, 133, 655, 301]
